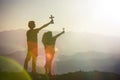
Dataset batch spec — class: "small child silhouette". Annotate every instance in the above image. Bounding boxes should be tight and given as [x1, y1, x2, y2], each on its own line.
[42, 28, 65, 75]
[24, 19, 53, 73]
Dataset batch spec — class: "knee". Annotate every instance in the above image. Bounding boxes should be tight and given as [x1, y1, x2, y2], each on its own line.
[32, 57, 37, 62]
[25, 57, 30, 62]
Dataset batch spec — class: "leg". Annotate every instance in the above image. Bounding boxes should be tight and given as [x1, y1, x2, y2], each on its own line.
[31, 47, 38, 73]
[48, 61, 52, 75]
[32, 55, 37, 73]
[24, 52, 31, 70]
[44, 46, 55, 75]
[45, 61, 49, 74]
[45, 53, 51, 74]
[49, 58, 53, 76]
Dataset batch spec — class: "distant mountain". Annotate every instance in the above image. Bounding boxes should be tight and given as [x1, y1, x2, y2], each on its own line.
[55, 52, 120, 74]
[0, 29, 27, 54]
[1, 29, 120, 55]
[1, 29, 120, 74]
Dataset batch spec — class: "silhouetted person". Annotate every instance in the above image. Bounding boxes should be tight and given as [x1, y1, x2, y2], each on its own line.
[24, 19, 53, 73]
[42, 28, 65, 75]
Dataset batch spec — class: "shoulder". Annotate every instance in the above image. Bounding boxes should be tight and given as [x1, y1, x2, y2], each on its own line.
[52, 37, 56, 40]
[34, 28, 40, 33]
[27, 29, 31, 31]
[27, 30, 29, 33]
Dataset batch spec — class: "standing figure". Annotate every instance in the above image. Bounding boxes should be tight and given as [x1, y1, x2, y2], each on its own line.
[42, 28, 65, 75]
[24, 19, 53, 73]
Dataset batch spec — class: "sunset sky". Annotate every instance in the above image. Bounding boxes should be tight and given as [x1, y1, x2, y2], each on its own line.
[1, 0, 120, 36]
[1, 0, 120, 74]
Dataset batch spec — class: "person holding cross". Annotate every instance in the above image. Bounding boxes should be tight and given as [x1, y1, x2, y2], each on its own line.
[24, 16, 54, 73]
[42, 28, 65, 75]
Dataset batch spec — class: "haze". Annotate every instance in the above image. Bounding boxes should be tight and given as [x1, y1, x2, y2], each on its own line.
[1, 0, 120, 36]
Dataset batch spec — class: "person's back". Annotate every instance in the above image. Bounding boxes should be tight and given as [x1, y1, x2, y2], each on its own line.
[27, 29, 39, 43]
[42, 29, 65, 75]
[42, 31, 56, 48]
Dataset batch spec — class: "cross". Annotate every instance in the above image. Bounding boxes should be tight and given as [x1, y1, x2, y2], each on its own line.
[49, 15, 54, 24]
[49, 15, 54, 20]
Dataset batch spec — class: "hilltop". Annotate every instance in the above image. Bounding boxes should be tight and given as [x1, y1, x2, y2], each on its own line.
[31, 71, 120, 80]
[1, 71, 120, 80]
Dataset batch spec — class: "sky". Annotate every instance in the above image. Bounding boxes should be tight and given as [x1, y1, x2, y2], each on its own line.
[1, 0, 120, 73]
[1, 0, 120, 36]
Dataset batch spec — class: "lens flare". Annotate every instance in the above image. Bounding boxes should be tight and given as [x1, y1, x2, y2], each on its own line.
[46, 53, 52, 61]
[0, 56, 31, 80]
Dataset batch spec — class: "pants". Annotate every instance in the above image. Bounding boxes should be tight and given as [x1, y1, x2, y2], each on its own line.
[45, 46, 55, 75]
[24, 42, 38, 73]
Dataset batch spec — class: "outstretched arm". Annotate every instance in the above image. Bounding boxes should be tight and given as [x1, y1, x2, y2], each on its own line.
[54, 28, 65, 39]
[35, 20, 53, 31]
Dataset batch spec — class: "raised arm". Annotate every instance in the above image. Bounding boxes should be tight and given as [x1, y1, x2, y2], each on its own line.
[35, 20, 53, 31]
[54, 28, 65, 39]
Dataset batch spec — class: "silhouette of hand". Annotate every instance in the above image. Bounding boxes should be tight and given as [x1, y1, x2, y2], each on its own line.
[50, 19, 54, 24]
[49, 15, 54, 24]
[63, 28, 65, 33]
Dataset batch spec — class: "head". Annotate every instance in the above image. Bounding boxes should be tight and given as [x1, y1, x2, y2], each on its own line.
[28, 21, 35, 29]
[42, 31, 52, 44]
[46, 31, 52, 38]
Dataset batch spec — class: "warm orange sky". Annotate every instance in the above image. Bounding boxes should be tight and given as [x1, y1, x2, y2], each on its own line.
[1, 1, 120, 73]
[1, 0, 120, 36]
